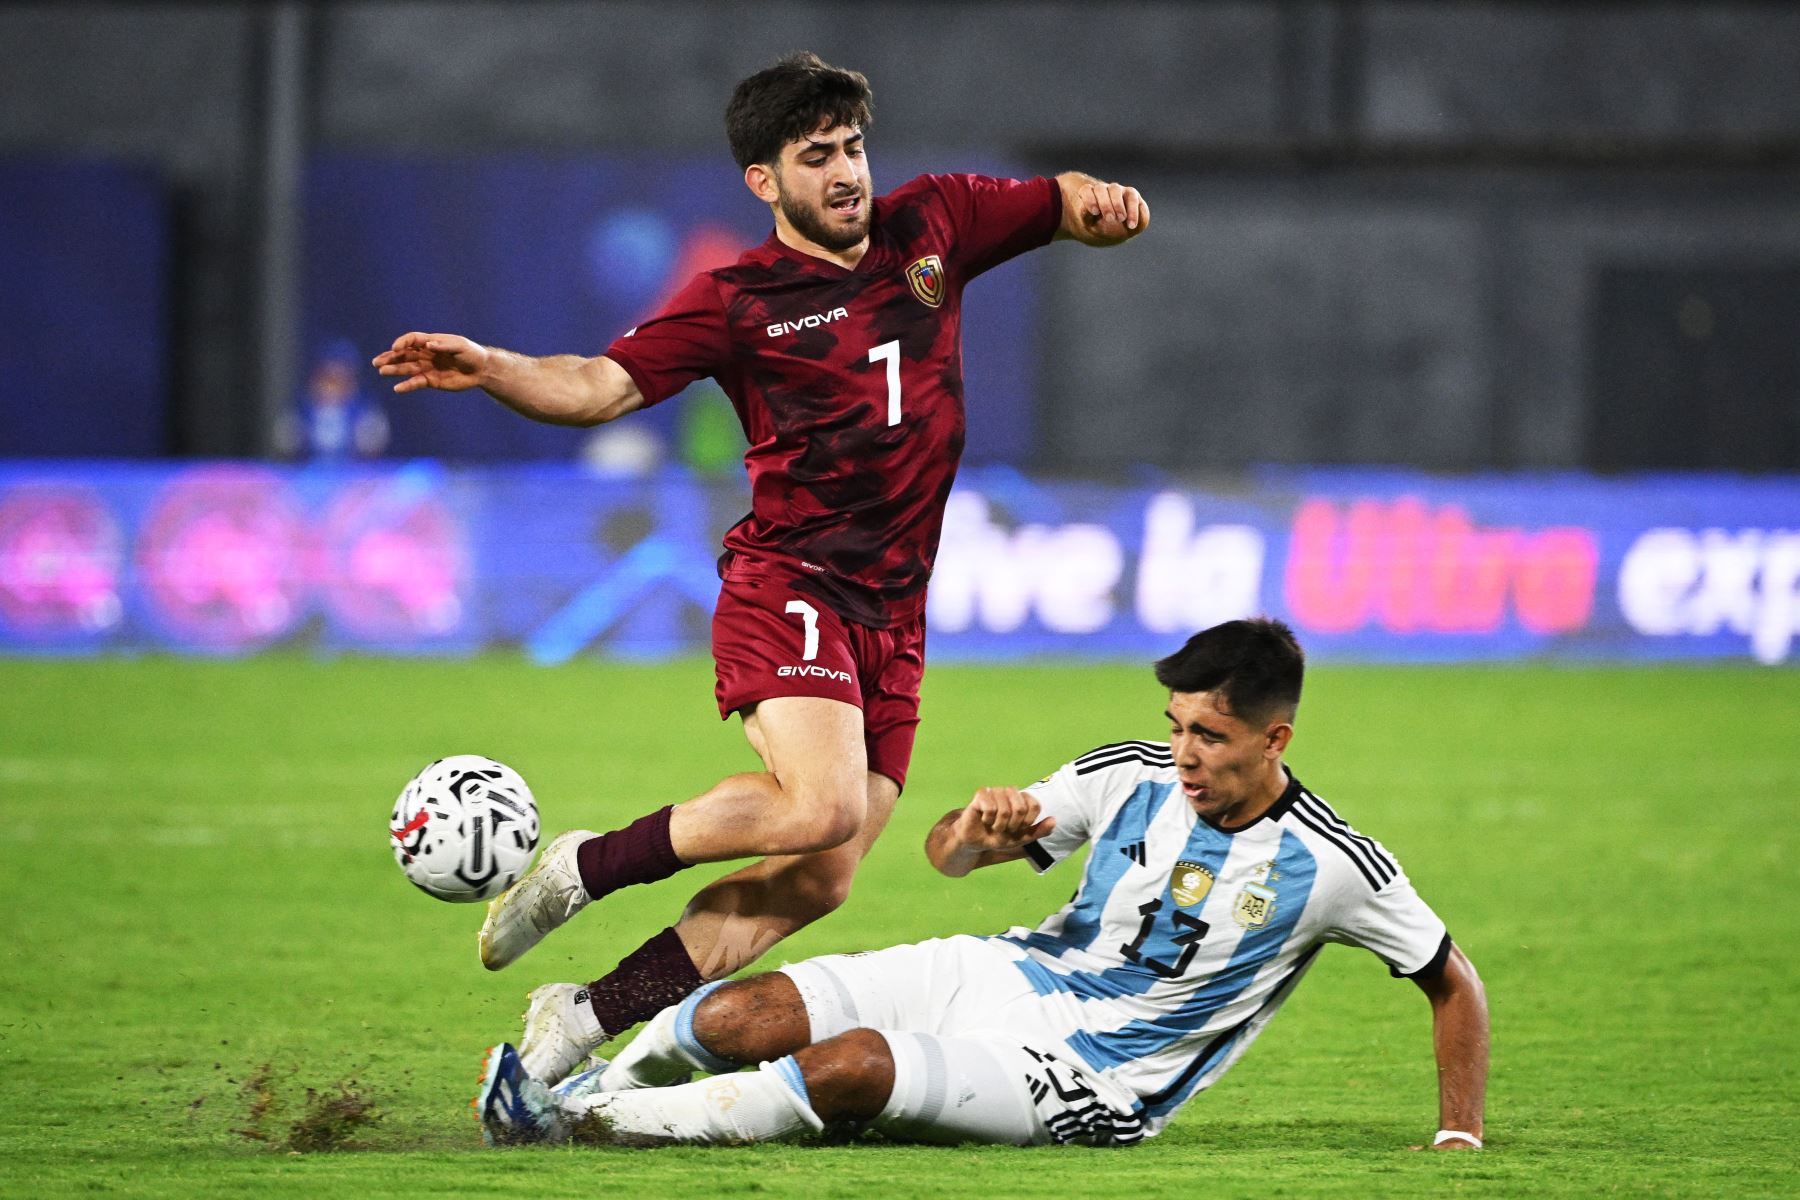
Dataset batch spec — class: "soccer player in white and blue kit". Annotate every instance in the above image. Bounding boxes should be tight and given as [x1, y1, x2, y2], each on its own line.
[478, 619, 1490, 1150]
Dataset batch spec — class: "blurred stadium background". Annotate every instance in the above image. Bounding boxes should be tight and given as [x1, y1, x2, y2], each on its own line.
[4, 0, 1800, 666]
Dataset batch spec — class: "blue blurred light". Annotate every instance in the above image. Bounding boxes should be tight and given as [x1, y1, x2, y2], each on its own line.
[585, 209, 677, 306]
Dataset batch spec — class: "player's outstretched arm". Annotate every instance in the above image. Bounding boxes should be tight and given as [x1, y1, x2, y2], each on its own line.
[924, 787, 1056, 878]
[372, 333, 645, 427]
[1053, 172, 1149, 247]
[1410, 942, 1490, 1150]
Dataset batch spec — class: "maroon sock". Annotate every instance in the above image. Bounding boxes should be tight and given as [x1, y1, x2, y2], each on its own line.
[580, 926, 706, 1037]
[576, 806, 685, 900]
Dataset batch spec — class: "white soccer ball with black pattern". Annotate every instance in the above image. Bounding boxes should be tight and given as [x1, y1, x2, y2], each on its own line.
[389, 755, 540, 903]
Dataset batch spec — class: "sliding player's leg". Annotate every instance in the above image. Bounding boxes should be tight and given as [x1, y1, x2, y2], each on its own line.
[484, 969, 837, 1146]
[575, 964, 1044, 1146]
[501, 1024, 1041, 1148]
[488, 940, 1066, 1148]
[487, 1024, 1078, 1149]
[514, 770, 897, 1083]
[556, 935, 933, 1102]
[587, 971, 813, 1093]
[548, 1028, 886, 1145]
[590, 936, 997, 1099]
[481, 1027, 885, 1147]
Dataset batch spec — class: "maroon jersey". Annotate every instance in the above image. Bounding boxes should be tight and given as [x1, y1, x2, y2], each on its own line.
[604, 173, 1061, 628]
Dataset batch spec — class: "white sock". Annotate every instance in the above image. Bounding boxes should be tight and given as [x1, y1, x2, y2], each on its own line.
[598, 981, 737, 1091]
[871, 1030, 1043, 1146]
[567, 1057, 824, 1145]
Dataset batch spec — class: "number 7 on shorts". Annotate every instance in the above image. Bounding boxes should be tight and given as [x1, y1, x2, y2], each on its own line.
[785, 599, 820, 661]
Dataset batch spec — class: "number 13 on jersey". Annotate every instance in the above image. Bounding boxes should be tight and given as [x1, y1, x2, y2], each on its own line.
[870, 340, 901, 427]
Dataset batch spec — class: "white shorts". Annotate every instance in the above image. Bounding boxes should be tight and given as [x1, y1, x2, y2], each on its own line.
[779, 935, 1146, 1147]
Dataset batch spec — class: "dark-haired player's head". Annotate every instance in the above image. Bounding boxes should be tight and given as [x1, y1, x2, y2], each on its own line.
[728, 52, 875, 253]
[1154, 619, 1305, 827]
[1154, 618, 1304, 725]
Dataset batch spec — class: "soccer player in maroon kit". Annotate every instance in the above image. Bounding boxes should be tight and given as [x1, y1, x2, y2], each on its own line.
[373, 52, 1148, 1083]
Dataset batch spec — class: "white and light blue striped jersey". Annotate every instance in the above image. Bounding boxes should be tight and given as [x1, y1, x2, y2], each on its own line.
[994, 740, 1449, 1136]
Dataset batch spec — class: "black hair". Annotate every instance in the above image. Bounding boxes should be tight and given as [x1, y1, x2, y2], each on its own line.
[725, 51, 874, 171]
[1153, 618, 1304, 724]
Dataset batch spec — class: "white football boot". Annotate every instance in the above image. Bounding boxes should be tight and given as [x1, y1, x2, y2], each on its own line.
[478, 829, 596, 971]
[519, 982, 608, 1086]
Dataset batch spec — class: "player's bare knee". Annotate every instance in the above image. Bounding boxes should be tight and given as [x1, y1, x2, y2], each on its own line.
[691, 974, 809, 1063]
[793, 1028, 894, 1122]
[690, 981, 753, 1056]
[780, 780, 866, 853]
[689, 984, 758, 1062]
[833, 1027, 893, 1076]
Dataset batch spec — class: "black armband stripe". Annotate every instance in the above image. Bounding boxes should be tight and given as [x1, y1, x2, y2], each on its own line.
[1393, 932, 1453, 980]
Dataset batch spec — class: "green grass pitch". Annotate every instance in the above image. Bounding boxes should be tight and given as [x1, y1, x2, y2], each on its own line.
[2, 656, 1795, 1198]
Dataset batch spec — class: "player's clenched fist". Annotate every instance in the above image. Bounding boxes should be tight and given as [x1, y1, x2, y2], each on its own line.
[953, 787, 1057, 851]
[1071, 180, 1149, 246]
[371, 332, 491, 393]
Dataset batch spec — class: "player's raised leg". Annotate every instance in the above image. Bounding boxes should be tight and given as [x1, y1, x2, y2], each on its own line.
[479, 694, 867, 972]
[668, 694, 871, 859]
[512, 770, 895, 1083]
[497, 584, 921, 1085]
[671, 767, 899, 976]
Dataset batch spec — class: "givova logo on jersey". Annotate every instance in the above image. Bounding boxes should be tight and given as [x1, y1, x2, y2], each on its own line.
[765, 307, 849, 338]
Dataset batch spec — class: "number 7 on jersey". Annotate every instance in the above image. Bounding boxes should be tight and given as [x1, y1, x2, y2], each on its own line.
[870, 340, 901, 427]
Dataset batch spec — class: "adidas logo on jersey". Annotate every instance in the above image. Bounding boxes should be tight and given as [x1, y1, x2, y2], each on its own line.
[765, 307, 849, 338]
[1119, 842, 1147, 867]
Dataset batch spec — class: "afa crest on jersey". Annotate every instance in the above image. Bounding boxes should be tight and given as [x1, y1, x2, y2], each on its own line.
[907, 254, 945, 308]
[1233, 881, 1278, 929]
[1170, 861, 1215, 907]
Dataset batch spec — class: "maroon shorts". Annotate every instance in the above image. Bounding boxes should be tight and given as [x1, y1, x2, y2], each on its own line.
[711, 579, 925, 791]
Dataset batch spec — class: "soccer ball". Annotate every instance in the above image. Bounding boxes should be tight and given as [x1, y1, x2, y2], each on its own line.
[390, 755, 540, 902]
